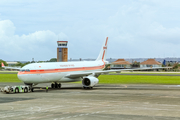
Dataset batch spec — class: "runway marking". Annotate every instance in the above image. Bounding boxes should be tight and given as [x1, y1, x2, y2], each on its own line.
[54, 111, 106, 120]
[0, 105, 65, 119]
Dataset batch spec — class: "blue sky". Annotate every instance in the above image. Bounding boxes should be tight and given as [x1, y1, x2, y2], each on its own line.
[0, 0, 180, 61]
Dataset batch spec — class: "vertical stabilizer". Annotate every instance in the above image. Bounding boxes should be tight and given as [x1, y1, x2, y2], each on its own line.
[1, 62, 5, 67]
[96, 37, 108, 61]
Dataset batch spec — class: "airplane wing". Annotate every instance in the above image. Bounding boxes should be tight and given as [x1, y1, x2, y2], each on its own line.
[1, 63, 21, 70]
[65, 67, 171, 79]
[65, 72, 93, 78]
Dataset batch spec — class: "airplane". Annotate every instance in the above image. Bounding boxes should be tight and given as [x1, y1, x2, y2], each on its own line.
[1, 37, 169, 90]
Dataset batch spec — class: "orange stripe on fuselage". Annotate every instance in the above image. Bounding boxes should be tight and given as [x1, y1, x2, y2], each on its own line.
[18, 65, 105, 75]
[105, 37, 108, 46]
[102, 50, 105, 60]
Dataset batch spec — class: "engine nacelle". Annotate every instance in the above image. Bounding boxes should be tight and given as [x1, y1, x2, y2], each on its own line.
[82, 76, 99, 87]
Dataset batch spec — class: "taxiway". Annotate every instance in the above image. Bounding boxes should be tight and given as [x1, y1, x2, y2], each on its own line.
[0, 83, 180, 120]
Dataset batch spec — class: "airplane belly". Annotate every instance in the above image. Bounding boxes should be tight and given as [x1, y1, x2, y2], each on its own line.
[60, 77, 82, 82]
[18, 72, 64, 83]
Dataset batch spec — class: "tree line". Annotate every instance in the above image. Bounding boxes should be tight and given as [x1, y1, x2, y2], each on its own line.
[0, 58, 57, 69]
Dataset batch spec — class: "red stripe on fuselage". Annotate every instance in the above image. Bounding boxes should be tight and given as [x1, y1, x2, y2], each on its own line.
[18, 65, 105, 75]
[102, 50, 105, 60]
[105, 37, 108, 46]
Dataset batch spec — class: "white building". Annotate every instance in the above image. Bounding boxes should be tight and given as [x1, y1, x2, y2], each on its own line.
[6, 62, 18, 67]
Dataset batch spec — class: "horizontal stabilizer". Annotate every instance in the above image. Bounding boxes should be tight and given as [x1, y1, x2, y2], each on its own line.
[1, 62, 21, 70]
[1, 63, 5, 67]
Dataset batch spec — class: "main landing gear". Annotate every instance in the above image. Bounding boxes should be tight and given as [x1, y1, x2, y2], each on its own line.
[51, 82, 61, 89]
[83, 86, 93, 89]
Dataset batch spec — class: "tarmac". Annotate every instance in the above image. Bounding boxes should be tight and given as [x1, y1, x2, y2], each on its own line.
[1, 83, 180, 120]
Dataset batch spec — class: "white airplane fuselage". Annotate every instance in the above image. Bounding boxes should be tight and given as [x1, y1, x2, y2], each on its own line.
[16, 37, 109, 86]
[18, 60, 105, 84]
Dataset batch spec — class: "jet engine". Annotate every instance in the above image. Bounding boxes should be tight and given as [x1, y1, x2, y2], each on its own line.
[82, 76, 99, 88]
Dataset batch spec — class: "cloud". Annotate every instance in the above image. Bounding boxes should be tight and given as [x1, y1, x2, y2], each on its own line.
[0, 19, 66, 61]
[105, 1, 180, 44]
[1, 1, 180, 60]
[0, 20, 15, 36]
[143, 22, 180, 44]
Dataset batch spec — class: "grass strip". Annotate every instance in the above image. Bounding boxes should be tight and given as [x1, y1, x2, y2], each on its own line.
[109, 72, 180, 74]
[1, 74, 180, 85]
[0, 74, 21, 82]
[99, 75, 180, 84]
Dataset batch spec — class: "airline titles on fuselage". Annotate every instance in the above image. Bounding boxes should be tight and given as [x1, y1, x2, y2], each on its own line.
[60, 64, 75, 67]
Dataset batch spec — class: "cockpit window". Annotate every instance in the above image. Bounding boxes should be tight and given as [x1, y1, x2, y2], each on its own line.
[20, 69, 30, 72]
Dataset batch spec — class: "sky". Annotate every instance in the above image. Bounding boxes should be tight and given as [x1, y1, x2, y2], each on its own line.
[0, 0, 180, 61]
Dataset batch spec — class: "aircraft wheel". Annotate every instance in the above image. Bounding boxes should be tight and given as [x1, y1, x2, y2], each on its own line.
[11, 88, 13, 93]
[24, 87, 28, 93]
[29, 87, 31, 92]
[31, 88, 34, 92]
[83, 86, 87, 89]
[15, 88, 19, 93]
[58, 83, 61, 89]
[83, 86, 92, 89]
[51, 84, 55, 89]
[55, 84, 58, 88]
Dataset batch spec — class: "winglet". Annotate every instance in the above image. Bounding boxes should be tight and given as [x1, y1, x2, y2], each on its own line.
[1, 63, 5, 67]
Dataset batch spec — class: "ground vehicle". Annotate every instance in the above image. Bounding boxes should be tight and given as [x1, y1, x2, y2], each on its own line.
[0, 85, 32, 94]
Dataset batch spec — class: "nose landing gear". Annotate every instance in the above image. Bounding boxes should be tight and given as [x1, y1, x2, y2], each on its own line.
[51, 82, 61, 89]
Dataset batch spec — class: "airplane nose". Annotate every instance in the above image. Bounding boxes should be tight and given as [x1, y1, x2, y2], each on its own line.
[17, 72, 25, 82]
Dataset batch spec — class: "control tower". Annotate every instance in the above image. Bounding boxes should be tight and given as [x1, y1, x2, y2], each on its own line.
[57, 41, 68, 62]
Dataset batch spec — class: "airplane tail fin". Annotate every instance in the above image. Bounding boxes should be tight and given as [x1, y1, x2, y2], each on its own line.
[96, 37, 108, 61]
[1, 62, 5, 67]
[1, 62, 21, 70]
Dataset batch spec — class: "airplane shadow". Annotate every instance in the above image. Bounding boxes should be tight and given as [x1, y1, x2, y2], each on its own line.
[33, 86, 180, 92]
